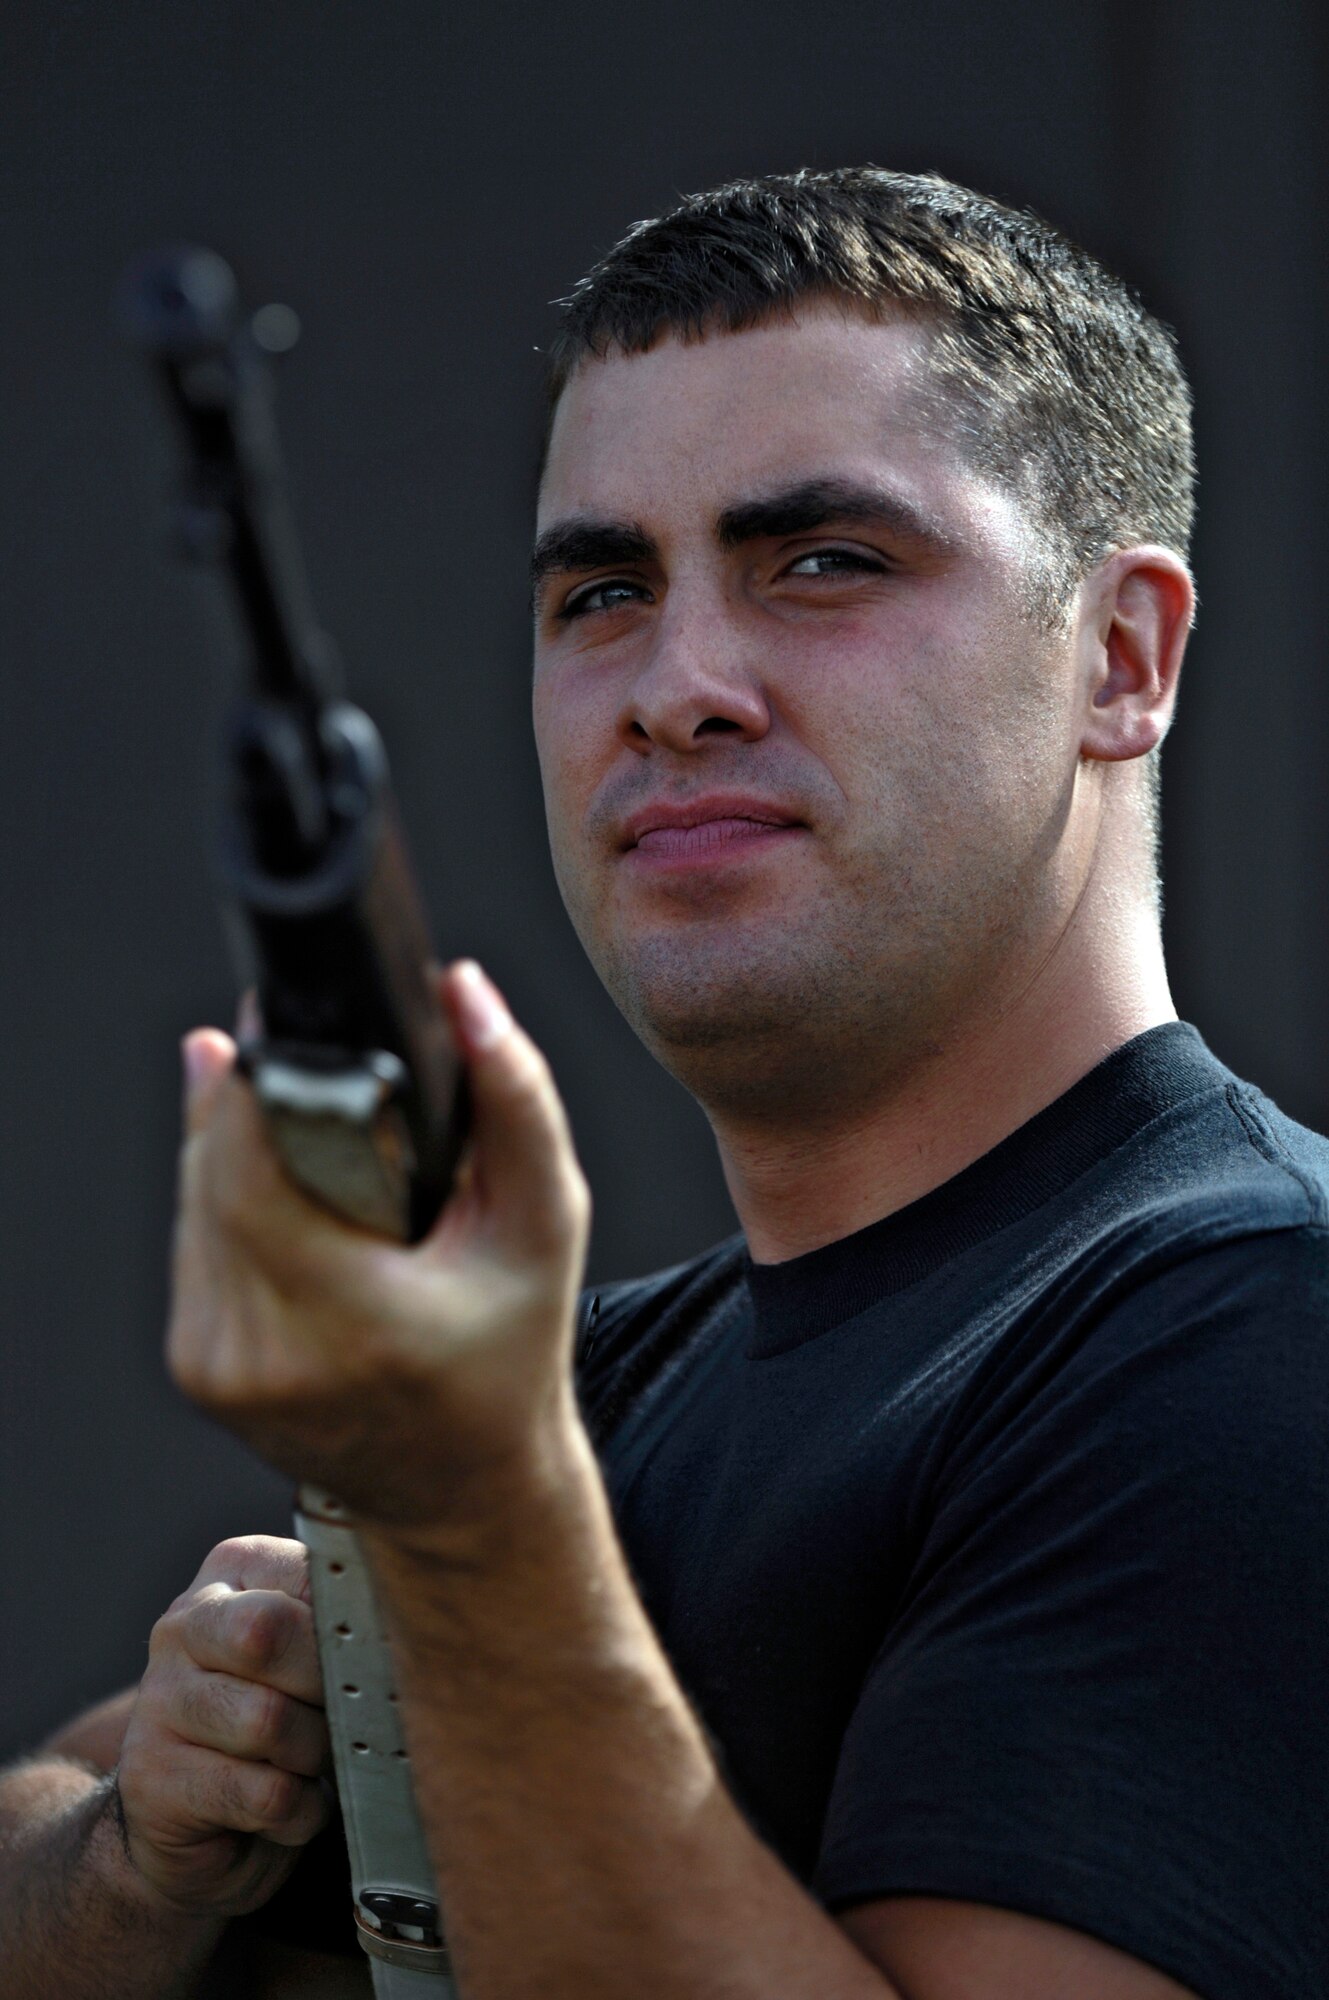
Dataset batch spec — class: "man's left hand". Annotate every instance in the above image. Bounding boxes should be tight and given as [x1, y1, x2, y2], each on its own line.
[167, 960, 591, 1532]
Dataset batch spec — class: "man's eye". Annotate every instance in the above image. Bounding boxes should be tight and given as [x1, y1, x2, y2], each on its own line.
[561, 578, 652, 619]
[784, 548, 886, 579]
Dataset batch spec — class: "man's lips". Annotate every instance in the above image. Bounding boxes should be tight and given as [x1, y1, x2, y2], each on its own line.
[619, 796, 806, 863]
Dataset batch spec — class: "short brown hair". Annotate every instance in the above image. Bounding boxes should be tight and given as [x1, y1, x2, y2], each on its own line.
[547, 167, 1195, 623]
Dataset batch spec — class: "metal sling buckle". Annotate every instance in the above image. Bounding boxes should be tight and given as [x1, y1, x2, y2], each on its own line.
[355, 1890, 451, 1973]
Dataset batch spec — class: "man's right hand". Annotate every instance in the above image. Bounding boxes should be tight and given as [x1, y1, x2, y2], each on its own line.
[115, 1534, 332, 1917]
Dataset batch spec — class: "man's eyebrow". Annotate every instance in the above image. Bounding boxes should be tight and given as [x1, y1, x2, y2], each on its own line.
[715, 478, 960, 554]
[529, 481, 958, 599]
[530, 519, 659, 596]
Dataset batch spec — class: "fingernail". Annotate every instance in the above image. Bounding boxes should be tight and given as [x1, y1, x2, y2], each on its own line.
[181, 1033, 211, 1100]
[454, 960, 513, 1052]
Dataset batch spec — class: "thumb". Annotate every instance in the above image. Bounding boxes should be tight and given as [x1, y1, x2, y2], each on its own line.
[181, 1029, 236, 1139]
[442, 961, 587, 1260]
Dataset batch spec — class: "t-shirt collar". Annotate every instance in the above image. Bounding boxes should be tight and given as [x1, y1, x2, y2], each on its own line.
[743, 1022, 1222, 1354]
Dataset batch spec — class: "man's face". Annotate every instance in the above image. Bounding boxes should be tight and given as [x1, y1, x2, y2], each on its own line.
[532, 307, 1091, 1117]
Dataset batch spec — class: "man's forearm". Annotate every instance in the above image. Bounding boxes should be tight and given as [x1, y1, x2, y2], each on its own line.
[0, 1757, 224, 2000]
[365, 1414, 899, 2000]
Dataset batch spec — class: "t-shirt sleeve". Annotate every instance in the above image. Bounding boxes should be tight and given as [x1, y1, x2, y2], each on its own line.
[814, 1224, 1329, 2000]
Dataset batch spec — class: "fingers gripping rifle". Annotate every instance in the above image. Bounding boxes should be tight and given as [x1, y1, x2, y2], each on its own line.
[122, 247, 463, 1995]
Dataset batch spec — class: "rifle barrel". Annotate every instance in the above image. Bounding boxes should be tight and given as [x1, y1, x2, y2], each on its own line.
[120, 244, 341, 710]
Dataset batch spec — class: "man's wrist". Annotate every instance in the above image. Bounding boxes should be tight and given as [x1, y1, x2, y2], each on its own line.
[360, 1386, 599, 1578]
[85, 1774, 225, 1939]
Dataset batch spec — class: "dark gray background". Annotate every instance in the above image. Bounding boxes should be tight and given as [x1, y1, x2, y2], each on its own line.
[2, 0, 1325, 1757]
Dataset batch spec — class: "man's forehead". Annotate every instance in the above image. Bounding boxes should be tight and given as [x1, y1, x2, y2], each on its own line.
[533, 309, 1035, 570]
[538, 308, 942, 524]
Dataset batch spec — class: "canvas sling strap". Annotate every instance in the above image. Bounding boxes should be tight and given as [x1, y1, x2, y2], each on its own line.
[296, 1485, 458, 1998]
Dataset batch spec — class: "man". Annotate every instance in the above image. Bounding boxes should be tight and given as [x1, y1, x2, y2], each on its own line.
[2, 168, 1326, 1998]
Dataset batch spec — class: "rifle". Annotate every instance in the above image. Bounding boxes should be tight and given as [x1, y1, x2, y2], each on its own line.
[121, 245, 463, 1996]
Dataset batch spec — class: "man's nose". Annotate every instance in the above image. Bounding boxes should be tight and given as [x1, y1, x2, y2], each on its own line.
[616, 595, 770, 754]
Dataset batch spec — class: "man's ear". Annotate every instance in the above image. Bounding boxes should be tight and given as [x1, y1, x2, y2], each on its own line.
[1079, 547, 1194, 764]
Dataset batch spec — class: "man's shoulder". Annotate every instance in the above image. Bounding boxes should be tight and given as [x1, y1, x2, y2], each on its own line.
[1092, 1053, 1329, 1267]
[1210, 1069, 1329, 1215]
[570, 1036, 1329, 1442]
[977, 1057, 1329, 1438]
[950, 1042, 1329, 1384]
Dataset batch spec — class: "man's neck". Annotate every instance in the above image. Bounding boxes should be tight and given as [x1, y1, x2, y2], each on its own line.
[708, 900, 1176, 1265]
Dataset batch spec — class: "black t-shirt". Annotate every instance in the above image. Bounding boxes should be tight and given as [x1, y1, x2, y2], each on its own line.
[577, 1024, 1329, 2000]
[258, 1023, 1329, 1992]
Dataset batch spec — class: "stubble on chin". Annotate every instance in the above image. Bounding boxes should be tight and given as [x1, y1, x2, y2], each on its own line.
[573, 834, 1039, 1122]
[582, 899, 930, 1118]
